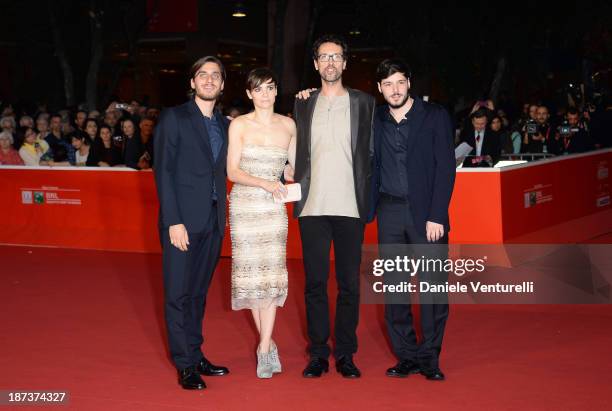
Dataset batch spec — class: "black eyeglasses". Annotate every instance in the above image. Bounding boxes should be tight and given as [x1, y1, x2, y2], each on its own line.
[317, 53, 344, 62]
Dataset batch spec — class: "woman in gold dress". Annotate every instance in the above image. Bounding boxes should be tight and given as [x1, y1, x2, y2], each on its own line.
[227, 68, 296, 378]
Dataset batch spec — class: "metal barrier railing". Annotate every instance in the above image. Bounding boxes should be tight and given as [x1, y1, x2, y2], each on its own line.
[500, 153, 556, 161]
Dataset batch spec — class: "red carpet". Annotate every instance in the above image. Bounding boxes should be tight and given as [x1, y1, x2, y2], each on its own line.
[1, 245, 611, 410]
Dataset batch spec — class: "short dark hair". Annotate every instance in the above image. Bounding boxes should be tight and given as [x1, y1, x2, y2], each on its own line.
[18, 126, 35, 139]
[189, 56, 226, 82]
[98, 124, 112, 135]
[312, 34, 348, 61]
[246, 67, 277, 90]
[566, 107, 580, 116]
[471, 108, 489, 120]
[121, 117, 136, 126]
[376, 59, 411, 83]
[71, 133, 89, 145]
[49, 113, 62, 121]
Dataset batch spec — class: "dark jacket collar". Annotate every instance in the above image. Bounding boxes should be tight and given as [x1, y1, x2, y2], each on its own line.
[377, 95, 425, 122]
[187, 97, 222, 120]
[186, 98, 227, 164]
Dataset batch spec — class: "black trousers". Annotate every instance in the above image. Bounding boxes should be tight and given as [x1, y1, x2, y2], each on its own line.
[377, 196, 449, 369]
[298, 216, 365, 359]
[161, 203, 222, 370]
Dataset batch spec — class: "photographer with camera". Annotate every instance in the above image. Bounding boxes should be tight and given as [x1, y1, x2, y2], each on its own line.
[549, 108, 593, 155]
[522, 105, 555, 154]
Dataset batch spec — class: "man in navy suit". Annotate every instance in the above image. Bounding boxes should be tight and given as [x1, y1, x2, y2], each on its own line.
[458, 108, 501, 166]
[154, 56, 230, 390]
[369, 59, 456, 381]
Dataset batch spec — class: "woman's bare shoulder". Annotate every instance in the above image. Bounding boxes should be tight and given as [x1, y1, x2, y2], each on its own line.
[229, 113, 250, 130]
[274, 113, 295, 129]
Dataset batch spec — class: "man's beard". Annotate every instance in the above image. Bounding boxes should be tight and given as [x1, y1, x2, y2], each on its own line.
[320, 67, 342, 84]
[195, 88, 221, 102]
[387, 92, 410, 109]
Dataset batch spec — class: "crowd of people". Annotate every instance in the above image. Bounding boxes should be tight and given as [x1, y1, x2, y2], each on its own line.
[454, 98, 612, 167]
[0, 102, 158, 168]
[1, 93, 610, 169]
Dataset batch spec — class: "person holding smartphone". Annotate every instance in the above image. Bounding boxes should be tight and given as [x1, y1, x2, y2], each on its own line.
[18, 126, 53, 166]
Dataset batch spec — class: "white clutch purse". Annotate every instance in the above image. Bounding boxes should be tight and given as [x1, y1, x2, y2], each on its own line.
[273, 183, 302, 203]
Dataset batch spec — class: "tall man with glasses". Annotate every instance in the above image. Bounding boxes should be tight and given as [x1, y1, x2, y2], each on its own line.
[292, 34, 375, 379]
[154, 56, 230, 390]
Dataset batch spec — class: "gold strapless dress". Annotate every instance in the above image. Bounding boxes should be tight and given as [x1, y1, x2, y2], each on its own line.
[229, 144, 289, 310]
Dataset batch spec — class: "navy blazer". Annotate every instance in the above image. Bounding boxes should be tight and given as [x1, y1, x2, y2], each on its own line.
[154, 99, 229, 234]
[369, 97, 456, 235]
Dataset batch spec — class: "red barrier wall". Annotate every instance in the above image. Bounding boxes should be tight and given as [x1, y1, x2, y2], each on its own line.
[1, 149, 610, 255]
[499, 151, 611, 242]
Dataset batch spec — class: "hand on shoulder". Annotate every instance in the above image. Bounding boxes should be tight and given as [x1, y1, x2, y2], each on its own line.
[295, 88, 318, 100]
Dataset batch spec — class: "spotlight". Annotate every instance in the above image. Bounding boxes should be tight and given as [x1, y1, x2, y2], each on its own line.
[232, 2, 247, 18]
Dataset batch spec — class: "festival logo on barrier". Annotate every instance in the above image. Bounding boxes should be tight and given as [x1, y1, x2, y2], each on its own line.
[34, 192, 44, 204]
[596, 161, 610, 208]
[21, 191, 33, 204]
[20, 186, 82, 206]
[523, 183, 553, 208]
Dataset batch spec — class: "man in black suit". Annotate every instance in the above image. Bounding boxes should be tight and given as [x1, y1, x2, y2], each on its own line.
[293, 34, 375, 379]
[154, 56, 230, 390]
[459, 108, 501, 166]
[370, 59, 456, 381]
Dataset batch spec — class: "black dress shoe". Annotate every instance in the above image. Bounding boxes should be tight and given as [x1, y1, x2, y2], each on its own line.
[197, 357, 230, 376]
[420, 367, 445, 381]
[302, 357, 329, 378]
[386, 360, 421, 378]
[178, 366, 206, 390]
[335, 356, 361, 378]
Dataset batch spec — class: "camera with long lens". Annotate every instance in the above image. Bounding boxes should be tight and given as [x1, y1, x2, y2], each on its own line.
[557, 120, 579, 136]
[525, 119, 538, 135]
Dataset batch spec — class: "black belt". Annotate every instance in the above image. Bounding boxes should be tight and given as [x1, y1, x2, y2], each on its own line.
[379, 192, 409, 203]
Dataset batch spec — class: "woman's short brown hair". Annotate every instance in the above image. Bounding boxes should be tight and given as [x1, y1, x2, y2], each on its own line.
[246, 67, 277, 90]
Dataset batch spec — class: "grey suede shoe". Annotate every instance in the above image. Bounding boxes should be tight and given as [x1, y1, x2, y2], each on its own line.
[257, 350, 273, 378]
[270, 340, 282, 373]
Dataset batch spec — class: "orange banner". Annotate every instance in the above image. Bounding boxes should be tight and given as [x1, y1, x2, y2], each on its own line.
[1, 150, 610, 256]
